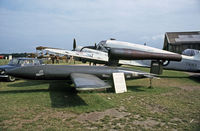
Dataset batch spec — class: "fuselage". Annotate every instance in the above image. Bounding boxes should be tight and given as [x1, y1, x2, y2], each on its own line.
[6, 65, 149, 80]
[103, 40, 175, 54]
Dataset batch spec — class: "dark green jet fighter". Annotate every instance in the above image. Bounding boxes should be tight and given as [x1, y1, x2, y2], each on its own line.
[6, 65, 154, 91]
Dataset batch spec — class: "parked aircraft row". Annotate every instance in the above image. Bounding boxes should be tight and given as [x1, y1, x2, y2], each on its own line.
[3, 38, 200, 91]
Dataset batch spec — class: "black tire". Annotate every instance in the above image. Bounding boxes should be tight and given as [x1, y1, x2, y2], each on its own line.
[163, 60, 170, 66]
[6, 76, 16, 82]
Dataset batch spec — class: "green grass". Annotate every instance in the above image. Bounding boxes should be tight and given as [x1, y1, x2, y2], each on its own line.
[0, 59, 9, 65]
[0, 64, 200, 130]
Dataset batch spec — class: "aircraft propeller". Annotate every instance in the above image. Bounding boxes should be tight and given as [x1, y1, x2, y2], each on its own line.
[72, 38, 97, 51]
[73, 38, 76, 51]
[94, 43, 97, 49]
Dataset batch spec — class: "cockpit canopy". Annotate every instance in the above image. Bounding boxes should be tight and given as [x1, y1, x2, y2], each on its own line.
[182, 49, 200, 56]
[9, 58, 41, 66]
[96, 40, 109, 52]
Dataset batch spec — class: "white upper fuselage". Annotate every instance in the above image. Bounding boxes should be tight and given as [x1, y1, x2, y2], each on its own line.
[103, 40, 175, 54]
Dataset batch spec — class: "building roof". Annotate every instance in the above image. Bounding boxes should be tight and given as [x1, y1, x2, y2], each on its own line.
[165, 31, 200, 45]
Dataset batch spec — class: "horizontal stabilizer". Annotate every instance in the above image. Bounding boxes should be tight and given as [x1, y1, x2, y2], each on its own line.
[70, 73, 111, 91]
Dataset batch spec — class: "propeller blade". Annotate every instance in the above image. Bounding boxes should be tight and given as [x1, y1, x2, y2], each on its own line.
[94, 43, 97, 49]
[73, 38, 76, 51]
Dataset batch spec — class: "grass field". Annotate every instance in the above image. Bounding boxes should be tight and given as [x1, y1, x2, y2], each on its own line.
[0, 59, 9, 65]
[0, 60, 200, 130]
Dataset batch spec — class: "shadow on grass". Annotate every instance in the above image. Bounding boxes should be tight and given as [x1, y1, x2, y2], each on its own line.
[7, 80, 50, 87]
[1, 80, 87, 108]
[48, 81, 87, 108]
[189, 74, 200, 83]
[160, 76, 189, 78]
[127, 86, 146, 92]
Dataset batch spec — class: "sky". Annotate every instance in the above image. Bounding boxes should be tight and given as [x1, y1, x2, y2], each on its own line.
[0, 0, 200, 53]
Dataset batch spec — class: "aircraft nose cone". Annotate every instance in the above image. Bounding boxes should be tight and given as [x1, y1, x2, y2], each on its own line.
[6, 66, 44, 79]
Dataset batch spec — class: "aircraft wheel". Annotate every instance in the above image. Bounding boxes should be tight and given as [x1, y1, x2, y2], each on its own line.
[163, 60, 170, 66]
[6, 76, 16, 82]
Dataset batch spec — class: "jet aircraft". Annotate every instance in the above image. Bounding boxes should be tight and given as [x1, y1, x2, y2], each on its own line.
[6, 65, 154, 91]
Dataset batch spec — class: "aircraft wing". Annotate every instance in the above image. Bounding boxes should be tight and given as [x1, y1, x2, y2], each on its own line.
[70, 73, 111, 91]
[45, 48, 151, 67]
[45, 48, 108, 62]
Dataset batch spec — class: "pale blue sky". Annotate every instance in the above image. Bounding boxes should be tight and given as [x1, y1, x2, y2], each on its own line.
[0, 0, 200, 53]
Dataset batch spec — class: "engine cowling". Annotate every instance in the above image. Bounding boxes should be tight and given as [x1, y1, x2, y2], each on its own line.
[108, 48, 182, 61]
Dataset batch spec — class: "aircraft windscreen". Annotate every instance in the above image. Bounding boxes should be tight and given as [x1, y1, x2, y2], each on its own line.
[182, 49, 200, 56]
[98, 40, 106, 46]
[97, 40, 108, 52]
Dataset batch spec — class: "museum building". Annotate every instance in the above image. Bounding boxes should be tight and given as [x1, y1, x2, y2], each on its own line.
[163, 31, 200, 54]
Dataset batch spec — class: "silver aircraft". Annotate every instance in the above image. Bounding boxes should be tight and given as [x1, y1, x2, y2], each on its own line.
[43, 39, 200, 72]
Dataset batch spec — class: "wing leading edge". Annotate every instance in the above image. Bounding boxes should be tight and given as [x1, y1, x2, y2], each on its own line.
[70, 73, 111, 91]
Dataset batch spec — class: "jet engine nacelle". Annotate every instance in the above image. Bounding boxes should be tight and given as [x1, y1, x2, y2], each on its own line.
[108, 48, 182, 74]
[108, 48, 182, 61]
